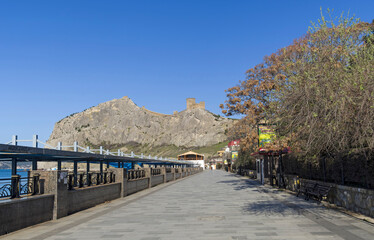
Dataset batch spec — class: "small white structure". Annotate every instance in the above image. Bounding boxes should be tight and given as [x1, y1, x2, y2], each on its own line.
[177, 151, 205, 169]
[188, 160, 205, 168]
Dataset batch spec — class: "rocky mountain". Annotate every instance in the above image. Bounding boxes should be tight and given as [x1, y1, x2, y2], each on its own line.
[47, 97, 234, 155]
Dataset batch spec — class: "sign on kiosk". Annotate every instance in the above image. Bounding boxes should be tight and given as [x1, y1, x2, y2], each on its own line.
[258, 124, 276, 149]
[231, 151, 238, 160]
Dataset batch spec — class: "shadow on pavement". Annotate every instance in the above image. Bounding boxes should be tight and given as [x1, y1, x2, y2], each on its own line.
[242, 200, 301, 216]
[241, 198, 320, 217]
[218, 175, 323, 217]
[217, 178, 260, 191]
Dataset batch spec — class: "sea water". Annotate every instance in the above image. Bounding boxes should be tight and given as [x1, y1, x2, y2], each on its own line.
[0, 169, 29, 188]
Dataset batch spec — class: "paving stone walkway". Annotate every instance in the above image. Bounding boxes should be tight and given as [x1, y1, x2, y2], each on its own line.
[3, 170, 374, 240]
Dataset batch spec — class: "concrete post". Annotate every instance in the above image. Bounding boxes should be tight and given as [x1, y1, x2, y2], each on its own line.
[161, 167, 166, 183]
[172, 167, 176, 181]
[30, 170, 69, 220]
[11, 135, 17, 145]
[145, 168, 151, 188]
[57, 142, 62, 150]
[32, 135, 38, 148]
[122, 169, 128, 197]
[54, 171, 69, 219]
[74, 142, 78, 152]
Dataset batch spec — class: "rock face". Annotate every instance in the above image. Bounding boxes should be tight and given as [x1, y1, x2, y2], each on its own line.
[47, 96, 234, 149]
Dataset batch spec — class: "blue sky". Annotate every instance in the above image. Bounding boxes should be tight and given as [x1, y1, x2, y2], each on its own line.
[0, 0, 373, 144]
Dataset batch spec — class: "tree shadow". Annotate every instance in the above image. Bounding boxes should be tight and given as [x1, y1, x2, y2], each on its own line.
[241, 199, 318, 217]
[217, 179, 261, 191]
[217, 177, 323, 216]
[241, 200, 299, 216]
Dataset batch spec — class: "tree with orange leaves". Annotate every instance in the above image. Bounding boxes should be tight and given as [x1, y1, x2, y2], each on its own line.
[222, 11, 374, 181]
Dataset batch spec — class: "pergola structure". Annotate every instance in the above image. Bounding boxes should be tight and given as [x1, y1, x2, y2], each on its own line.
[0, 143, 195, 198]
[0, 144, 194, 175]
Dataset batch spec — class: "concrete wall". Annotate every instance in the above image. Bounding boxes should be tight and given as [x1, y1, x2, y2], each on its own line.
[284, 174, 374, 218]
[0, 195, 54, 235]
[67, 183, 121, 215]
[127, 178, 149, 195]
[151, 175, 164, 187]
[166, 173, 174, 182]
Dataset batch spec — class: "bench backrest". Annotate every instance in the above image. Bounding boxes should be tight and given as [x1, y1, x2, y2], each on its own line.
[306, 182, 317, 189]
[316, 184, 331, 195]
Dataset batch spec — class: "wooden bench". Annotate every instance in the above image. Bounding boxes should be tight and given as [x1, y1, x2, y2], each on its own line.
[297, 182, 331, 201]
[307, 184, 332, 201]
[297, 182, 317, 200]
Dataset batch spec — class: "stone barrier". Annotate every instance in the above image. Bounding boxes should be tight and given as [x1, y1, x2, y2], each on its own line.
[151, 175, 164, 187]
[67, 183, 121, 215]
[0, 195, 54, 235]
[166, 172, 174, 182]
[283, 174, 374, 218]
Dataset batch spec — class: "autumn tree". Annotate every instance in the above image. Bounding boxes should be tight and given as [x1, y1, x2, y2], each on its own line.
[222, 11, 374, 185]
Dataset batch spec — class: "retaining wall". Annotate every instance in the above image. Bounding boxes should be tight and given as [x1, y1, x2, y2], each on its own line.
[151, 175, 164, 187]
[67, 183, 121, 215]
[127, 178, 149, 195]
[0, 194, 54, 235]
[166, 173, 174, 182]
[284, 174, 374, 218]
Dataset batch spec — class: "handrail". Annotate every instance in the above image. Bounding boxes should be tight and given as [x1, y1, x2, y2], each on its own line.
[0, 174, 40, 199]
[127, 169, 146, 180]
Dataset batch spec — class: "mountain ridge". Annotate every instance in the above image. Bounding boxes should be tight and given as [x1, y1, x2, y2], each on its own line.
[47, 96, 234, 157]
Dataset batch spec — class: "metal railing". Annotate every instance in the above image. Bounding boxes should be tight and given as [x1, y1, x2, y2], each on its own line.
[151, 168, 161, 176]
[67, 171, 115, 190]
[0, 174, 40, 199]
[166, 168, 172, 173]
[127, 170, 146, 180]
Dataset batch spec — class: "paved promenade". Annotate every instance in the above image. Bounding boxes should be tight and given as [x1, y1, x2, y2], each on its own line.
[3, 171, 374, 240]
